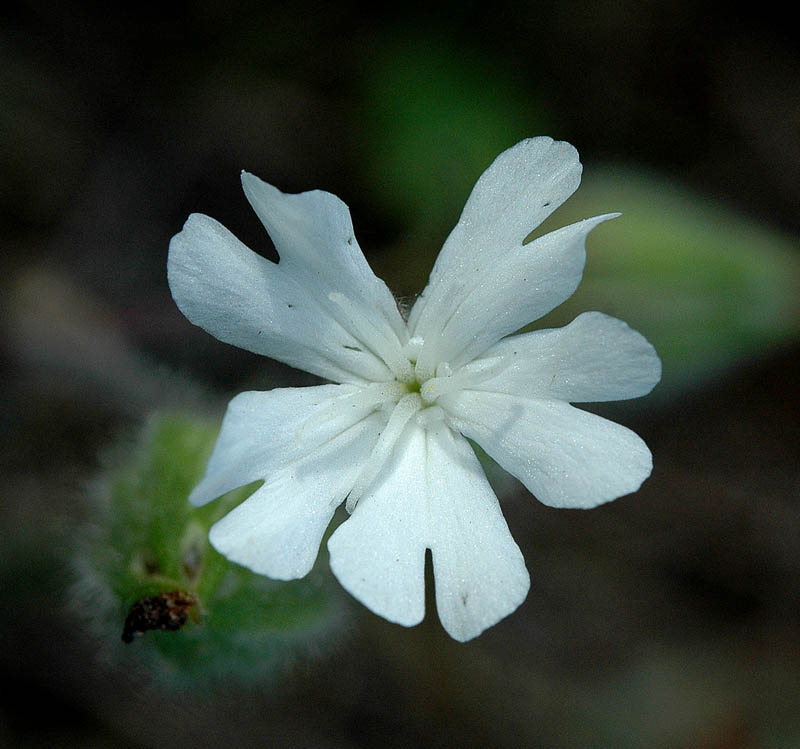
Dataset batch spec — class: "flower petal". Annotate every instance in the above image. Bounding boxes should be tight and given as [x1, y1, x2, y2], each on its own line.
[458, 312, 662, 402]
[425, 426, 529, 642]
[209, 413, 383, 580]
[327, 423, 529, 640]
[188, 384, 382, 506]
[327, 425, 428, 628]
[413, 214, 617, 376]
[442, 391, 653, 509]
[241, 174, 413, 381]
[409, 138, 583, 366]
[168, 214, 395, 383]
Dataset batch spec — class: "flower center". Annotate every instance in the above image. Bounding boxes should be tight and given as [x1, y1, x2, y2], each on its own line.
[404, 379, 422, 395]
[345, 366, 450, 512]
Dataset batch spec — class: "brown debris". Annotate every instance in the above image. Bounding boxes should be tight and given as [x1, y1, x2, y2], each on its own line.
[121, 591, 198, 644]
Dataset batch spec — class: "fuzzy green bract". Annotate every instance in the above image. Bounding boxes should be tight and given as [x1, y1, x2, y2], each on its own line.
[76, 412, 343, 686]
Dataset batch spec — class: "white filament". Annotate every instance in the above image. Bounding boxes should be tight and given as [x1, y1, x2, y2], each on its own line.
[346, 392, 422, 512]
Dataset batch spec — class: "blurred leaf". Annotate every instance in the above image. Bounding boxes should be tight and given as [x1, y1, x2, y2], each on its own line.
[532, 167, 800, 397]
[75, 411, 344, 686]
[360, 30, 551, 227]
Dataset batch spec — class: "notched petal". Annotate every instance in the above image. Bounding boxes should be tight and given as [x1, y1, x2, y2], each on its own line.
[167, 213, 391, 383]
[328, 424, 529, 640]
[414, 213, 618, 375]
[426, 427, 530, 641]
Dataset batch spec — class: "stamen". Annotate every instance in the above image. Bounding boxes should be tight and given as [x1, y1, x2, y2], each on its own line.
[346, 392, 422, 512]
[328, 292, 414, 383]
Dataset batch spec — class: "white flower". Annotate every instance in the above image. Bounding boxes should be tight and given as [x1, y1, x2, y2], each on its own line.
[167, 137, 661, 642]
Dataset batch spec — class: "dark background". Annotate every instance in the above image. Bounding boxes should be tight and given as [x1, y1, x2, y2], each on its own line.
[2, 1, 799, 746]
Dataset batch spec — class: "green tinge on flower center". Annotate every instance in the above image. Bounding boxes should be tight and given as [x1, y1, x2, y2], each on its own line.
[402, 358, 457, 404]
[404, 379, 422, 395]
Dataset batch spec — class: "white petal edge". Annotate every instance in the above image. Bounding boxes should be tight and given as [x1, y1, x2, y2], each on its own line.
[442, 390, 653, 509]
[328, 423, 529, 640]
[168, 213, 395, 384]
[458, 311, 662, 403]
[413, 214, 618, 377]
[209, 412, 383, 580]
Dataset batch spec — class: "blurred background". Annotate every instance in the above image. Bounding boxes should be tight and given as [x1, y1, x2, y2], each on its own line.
[2, 1, 799, 746]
